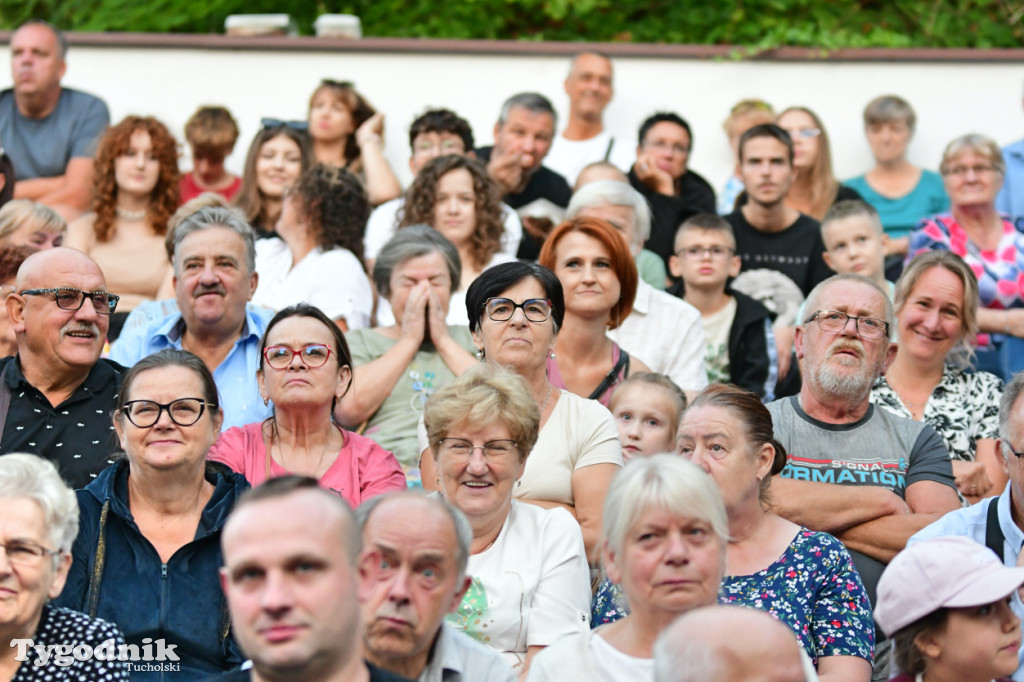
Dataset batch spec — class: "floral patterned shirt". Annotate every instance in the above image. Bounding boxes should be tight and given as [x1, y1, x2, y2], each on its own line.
[871, 365, 1003, 462]
[718, 529, 874, 665]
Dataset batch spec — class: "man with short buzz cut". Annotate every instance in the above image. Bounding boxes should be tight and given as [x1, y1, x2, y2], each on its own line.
[363, 108, 522, 270]
[476, 92, 571, 260]
[357, 492, 516, 682]
[908, 370, 1024, 681]
[0, 19, 109, 219]
[110, 206, 271, 429]
[766, 273, 960, 680]
[544, 52, 633, 186]
[215, 476, 412, 682]
[0, 247, 124, 488]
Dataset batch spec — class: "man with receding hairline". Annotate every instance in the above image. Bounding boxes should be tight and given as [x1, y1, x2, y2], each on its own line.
[0, 247, 123, 487]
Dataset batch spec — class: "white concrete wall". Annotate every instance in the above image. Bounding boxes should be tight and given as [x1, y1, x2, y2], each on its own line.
[7, 42, 1024, 192]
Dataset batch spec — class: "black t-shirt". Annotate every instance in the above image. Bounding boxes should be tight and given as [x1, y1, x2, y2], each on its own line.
[628, 167, 716, 268]
[0, 356, 124, 489]
[206, 662, 414, 681]
[474, 146, 572, 260]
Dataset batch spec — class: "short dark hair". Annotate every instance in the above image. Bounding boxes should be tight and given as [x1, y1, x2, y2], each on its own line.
[465, 260, 564, 334]
[638, 112, 693, 149]
[737, 123, 794, 164]
[116, 349, 220, 416]
[289, 164, 370, 262]
[676, 213, 736, 250]
[892, 608, 949, 675]
[408, 109, 474, 154]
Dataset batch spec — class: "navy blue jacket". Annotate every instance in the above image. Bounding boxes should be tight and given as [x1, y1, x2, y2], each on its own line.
[54, 460, 249, 681]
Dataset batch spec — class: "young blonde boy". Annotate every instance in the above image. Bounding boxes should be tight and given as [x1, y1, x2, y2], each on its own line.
[667, 214, 776, 398]
[820, 199, 892, 293]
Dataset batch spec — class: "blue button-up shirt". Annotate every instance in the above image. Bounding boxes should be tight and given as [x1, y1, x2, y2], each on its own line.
[997, 138, 1024, 219]
[909, 484, 1024, 681]
[109, 308, 272, 429]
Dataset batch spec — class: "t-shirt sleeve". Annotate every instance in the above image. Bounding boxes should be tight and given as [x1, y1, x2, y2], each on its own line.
[973, 372, 1004, 441]
[207, 426, 251, 475]
[572, 399, 624, 470]
[310, 250, 373, 328]
[526, 508, 592, 646]
[906, 424, 956, 490]
[69, 95, 110, 159]
[666, 311, 710, 392]
[906, 217, 952, 263]
[354, 435, 408, 500]
[811, 533, 875, 662]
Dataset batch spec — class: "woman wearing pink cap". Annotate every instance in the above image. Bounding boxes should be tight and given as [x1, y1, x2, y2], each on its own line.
[876, 536, 1024, 682]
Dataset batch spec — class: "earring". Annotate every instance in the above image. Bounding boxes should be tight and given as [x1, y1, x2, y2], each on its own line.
[476, 350, 484, 360]
[517, 479, 522, 487]
[549, 351, 556, 359]
[263, 397, 269, 406]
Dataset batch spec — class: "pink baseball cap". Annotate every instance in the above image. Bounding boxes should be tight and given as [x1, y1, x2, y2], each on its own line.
[875, 536, 1024, 637]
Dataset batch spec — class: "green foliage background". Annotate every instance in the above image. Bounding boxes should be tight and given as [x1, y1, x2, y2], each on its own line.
[2, 0, 1023, 48]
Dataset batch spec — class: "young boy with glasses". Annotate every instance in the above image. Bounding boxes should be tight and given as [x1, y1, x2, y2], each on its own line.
[667, 214, 776, 398]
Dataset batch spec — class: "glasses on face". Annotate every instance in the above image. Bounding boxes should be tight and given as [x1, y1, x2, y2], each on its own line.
[0, 540, 59, 568]
[484, 297, 553, 323]
[121, 398, 212, 428]
[805, 310, 889, 340]
[413, 140, 464, 157]
[20, 287, 119, 315]
[643, 140, 690, 156]
[676, 246, 734, 260]
[437, 438, 519, 459]
[943, 164, 997, 178]
[263, 344, 333, 370]
[260, 117, 309, 132]
[785, 127, 821, 139]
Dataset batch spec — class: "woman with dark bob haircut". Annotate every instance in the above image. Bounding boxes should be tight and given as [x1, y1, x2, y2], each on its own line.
[232, 122, 313, 237]
[420, 259, 622, 564]
[538, 216, 648, 406]
[210, 304, 405, 506]
[398, 154, 510, 325]
[67, 116, 181, 336]
[252, 164, 374, 330]
[54, 349, 249, 679]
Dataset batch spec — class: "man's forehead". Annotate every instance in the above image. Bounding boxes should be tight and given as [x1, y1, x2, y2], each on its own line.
[12, 24, 58, 50]
[226, 492, 351, 557]
[572, 54, 612, 77]
[18, 250, 105, 290]
[179, 226, 247, 255]
[817, 281, 887, 318]
[505, 107, 554, 132]
[365, 497, 456, 552]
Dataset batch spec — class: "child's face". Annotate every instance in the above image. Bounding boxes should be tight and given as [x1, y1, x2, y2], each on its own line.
[919, 598, 1021, 682]
[669, 228, 741, 291]
[822, 216, 888, 281]
[611, 383, 679, 460]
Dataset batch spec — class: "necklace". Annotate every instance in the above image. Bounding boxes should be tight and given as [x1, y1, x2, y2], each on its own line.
[116, 205, 147, 221]
[540, 383, 553, 414]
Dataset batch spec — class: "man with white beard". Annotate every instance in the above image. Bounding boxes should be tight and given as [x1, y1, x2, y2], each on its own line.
[764, 273, 960, 681]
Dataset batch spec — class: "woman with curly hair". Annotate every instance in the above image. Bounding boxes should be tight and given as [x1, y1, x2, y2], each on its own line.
[307, 79, 401, 206]
[397, 155, 510, 325]
[233, 122, 313, 238]
[252, 163, 373, 331]
[67, 115, 180, 338]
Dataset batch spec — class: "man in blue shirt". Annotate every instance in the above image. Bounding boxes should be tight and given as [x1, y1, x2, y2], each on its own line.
[910, 370, 1024, 681]
[111, 206, 271, 429]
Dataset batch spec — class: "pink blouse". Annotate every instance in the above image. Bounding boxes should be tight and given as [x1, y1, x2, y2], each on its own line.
[208, 422, 407, 507]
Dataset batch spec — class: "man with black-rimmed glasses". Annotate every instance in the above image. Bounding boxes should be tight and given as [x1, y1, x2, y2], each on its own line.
[766, 272, 960, 681]
[0, 247, 124, 487]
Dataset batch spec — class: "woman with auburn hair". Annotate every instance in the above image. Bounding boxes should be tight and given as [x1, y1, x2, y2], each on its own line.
[776, 106, 862, 220]
[538, 216, 649, 406]
[398, 155, 510, 325]
[306, 79, 401, 206]
[67, 116, 180, 337]
[232, 122, 313, 238]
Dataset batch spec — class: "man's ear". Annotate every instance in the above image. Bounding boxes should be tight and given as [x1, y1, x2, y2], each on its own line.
[8, 293, 26, 334]
[793, 325, 806, 360]
[449, 575, 472, 614]
[248, 271, 258, 301]
[881, 341, 898, 375]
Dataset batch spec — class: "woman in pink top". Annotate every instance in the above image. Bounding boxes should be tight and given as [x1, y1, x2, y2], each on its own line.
[209, 303, 405, 506]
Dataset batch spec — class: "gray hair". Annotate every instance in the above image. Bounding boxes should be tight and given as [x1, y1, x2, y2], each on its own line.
[566, 180, 652, 248]
[16, 19, 68, 61]
[0, 454, 79, 554]
[802, 273, 895, 339]
[602, 455, 729, 560]
[170, 206, 257, 276]
[863, 95, 917, 132]
[999, 372, 1024, 461]
[372, 225, 462, 300]
[940, 133, 1006, 177]
[356, 491, 473, 580]
[497, 92, 557, 130]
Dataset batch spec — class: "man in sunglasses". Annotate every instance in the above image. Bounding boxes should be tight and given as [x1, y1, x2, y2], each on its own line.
[0, 247, 124, 488]
[765, 273, 960, 681]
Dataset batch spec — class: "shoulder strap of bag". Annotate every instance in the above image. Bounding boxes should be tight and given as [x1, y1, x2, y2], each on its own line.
[986, 495, 1006, 562]
[589, 350, 630, 402]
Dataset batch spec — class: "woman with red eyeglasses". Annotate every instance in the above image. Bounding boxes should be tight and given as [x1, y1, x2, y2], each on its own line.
[208, 303, 405, 505]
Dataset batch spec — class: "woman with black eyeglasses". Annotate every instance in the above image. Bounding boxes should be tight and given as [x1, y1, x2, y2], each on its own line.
[53, 349, 249, 680]
[209, 304, 405, 505]
[419, 259, 621, 564]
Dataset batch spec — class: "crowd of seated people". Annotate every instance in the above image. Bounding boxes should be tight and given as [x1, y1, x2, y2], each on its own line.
[7, 17, 1024, 682]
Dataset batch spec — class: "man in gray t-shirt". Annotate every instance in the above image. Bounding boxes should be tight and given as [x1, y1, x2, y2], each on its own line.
[0, 20, 109, 219]
[767, 274, 960, 609]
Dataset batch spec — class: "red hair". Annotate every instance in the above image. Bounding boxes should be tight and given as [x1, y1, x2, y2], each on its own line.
[538, 216, 637, 329]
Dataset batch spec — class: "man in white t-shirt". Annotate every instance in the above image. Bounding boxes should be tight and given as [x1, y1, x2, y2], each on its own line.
[545, 53, 633, 186]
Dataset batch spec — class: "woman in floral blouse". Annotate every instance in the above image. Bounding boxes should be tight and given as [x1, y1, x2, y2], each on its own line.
[870, 251, 1004, 503]
[679, 384, 874, 682]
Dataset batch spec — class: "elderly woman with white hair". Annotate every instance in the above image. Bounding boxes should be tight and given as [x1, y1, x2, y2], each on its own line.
[527, 455, 729, 682]
[0, 454, 129, 680]
[908, 134, 1024, 354]
[566, 179, 709, 393]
